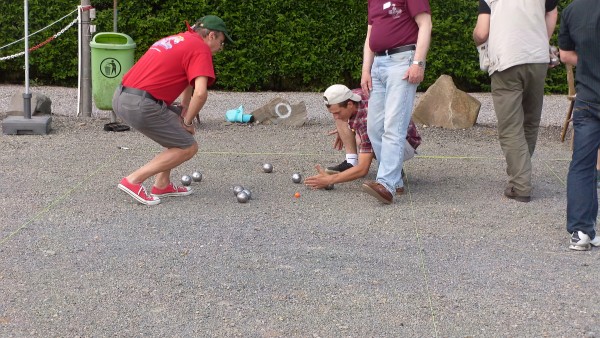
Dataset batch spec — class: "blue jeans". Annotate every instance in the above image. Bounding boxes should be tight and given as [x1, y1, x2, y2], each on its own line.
[566, 99, 600, 238]
[367, 51, 418, 193]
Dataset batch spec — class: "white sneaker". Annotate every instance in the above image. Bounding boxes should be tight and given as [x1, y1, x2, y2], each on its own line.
[591, 235, 600, 247]
[569, 231, 599, 251]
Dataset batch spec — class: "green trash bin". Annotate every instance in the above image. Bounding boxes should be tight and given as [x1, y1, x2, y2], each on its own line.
[90, 32, 136, 110]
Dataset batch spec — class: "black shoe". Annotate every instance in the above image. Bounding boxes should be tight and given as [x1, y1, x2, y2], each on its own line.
[104, 122, 130, 132]
[503, 186, 531, 203]
[325, 160, 354, 174]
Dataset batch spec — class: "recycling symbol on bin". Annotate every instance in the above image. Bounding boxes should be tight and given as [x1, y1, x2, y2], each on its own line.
[100, 58, 122, 78]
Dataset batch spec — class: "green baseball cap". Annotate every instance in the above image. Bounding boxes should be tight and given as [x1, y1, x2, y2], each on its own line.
[195, 15, 233, 43]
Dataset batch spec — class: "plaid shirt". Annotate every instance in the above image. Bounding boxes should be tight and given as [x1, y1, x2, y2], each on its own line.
[348, 88, 421, 153]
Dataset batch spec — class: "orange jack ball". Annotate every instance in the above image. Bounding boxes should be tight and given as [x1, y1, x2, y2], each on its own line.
[294, 192, 301, 198]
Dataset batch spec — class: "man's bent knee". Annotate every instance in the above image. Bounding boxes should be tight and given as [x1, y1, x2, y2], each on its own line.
[180, 142, 198, 161]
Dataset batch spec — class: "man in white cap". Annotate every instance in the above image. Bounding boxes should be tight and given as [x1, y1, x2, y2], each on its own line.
[305, 84, 420, 192]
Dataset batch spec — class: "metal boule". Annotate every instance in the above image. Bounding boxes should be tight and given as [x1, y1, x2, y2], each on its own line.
[236, 191, 249, 203]
[191, 171, 203, 182]
[262, 163, 273, 173]
[181, 175, 192, 186]
[233, 185, 244, 195]
[291, 173, 302, 184]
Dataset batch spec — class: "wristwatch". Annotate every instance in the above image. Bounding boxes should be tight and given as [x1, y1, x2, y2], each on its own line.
[182, 116, 193, 127]
[412, 60, 426, 68]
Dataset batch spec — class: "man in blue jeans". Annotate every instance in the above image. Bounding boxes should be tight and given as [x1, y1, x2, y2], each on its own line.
[559, 0, 600, 250]
[360, 0, 432, 204]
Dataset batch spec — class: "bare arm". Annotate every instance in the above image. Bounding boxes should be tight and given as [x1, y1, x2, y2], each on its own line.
[473, 13, 490, 46]
[180, 85, 193, 110]
[404, 12, 432, 84]
[545, 8, 558, 39]
[304, 152, 374, 189]
[360, 25, 375, 95]
[333, 118, 357, 153]
[559, 49, 577, 66]
[182, 76, 208, 124]
[413, 12, 432, 64]
[178, 76, 209, 133]
[328, 152, 374, 183]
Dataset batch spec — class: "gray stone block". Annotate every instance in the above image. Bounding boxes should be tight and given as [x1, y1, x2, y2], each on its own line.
[2, 115, 52, 135]
[251, 97, 307, 127]
[7, 92, 52, 116]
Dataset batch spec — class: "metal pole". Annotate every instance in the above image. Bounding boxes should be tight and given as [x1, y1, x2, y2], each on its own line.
[23, 0, 32, 120]
[80, 0, 92, 117]
[113, 0, 118, 32]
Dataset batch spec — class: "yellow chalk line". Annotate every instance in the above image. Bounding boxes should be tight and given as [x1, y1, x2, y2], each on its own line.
[0, 151, 570, 250]
[404, 172, 439, 336]
[0, 156, 114, 247]
[543, 160, 567, 186]
[403, 158, 570, 332]
[197, 151, 572, 162]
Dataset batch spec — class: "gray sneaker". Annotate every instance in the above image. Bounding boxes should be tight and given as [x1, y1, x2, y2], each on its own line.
[569, 231, 600, 251]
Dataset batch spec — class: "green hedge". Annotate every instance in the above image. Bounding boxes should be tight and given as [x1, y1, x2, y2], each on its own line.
[0, 0, 571, 93]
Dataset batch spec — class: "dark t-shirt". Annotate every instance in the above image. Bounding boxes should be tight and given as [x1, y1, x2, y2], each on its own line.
[368, 0, 430, 52]
[558, 0, 600, 104]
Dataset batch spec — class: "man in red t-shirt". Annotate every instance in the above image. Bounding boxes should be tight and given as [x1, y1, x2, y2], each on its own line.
[112, 15, 232, 205]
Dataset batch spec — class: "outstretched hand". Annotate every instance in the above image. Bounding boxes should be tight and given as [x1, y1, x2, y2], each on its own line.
[304, 164, 332, 189]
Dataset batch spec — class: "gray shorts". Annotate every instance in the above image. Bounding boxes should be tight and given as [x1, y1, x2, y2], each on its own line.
[112, 86, 196, 149]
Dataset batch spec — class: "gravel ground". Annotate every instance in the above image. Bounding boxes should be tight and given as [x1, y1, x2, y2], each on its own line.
[2, 85, 597, 338]
[0, 84, 571, 127]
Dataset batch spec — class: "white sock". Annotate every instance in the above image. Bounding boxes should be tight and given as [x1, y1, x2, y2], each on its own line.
[346, 154, 358, 166]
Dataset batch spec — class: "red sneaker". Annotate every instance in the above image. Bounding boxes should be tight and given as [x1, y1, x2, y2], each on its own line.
[151, 182, 193, 197]
[118, 178, 161, 205]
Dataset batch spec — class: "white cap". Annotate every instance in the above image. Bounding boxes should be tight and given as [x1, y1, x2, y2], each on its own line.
[323, 84, 361, 105]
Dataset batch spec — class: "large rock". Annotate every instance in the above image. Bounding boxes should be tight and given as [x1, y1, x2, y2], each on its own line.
[412, 75, 481, 129]
[6, 91, 52, 116]
[251, 97, 306, 127]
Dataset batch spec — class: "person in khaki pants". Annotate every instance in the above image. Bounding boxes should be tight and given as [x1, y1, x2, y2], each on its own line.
[473, 0, 558, 202]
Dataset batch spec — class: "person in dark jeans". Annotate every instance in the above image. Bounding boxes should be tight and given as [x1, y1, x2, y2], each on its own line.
[559, 0, 600, 250]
